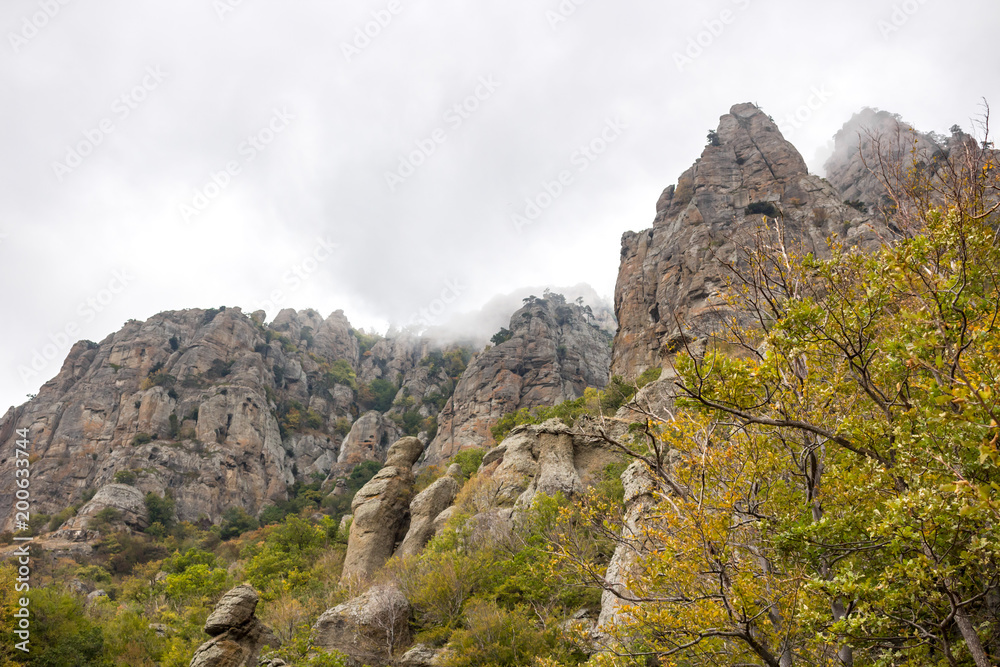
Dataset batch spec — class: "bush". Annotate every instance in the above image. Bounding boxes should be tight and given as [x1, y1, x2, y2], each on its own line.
[490, 328, 513, 346]
[441, 600, 548, 667]
[144, 493, 175, 529]
[450, 449, 485, 479]
[132, 432, 154, 446]
[744, 201, 781, 218]
[113, 470, 137, 485]
[220, 507, 259, 540]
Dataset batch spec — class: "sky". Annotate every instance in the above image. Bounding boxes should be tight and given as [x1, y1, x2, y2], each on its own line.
[1, 0, 998, 413]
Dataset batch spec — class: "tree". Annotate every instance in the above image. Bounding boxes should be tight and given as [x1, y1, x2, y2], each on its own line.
[555, 117, 1000, 665]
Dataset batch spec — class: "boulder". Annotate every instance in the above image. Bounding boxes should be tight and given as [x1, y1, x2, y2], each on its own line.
[189, 584, 279, 667]
[59, 483, 149, 532]
[312, 584, 411, 666]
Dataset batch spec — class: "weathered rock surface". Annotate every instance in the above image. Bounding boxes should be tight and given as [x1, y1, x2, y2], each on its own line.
[340, 437, 424, 585]
[0, 304, 479, 531]
[335, 411, 401, 473]
[190, 584, 278, 667]
[478, 418, 620, 509]
[397, 464, 462, 558]
[611, 103, 883, 379]
[312, 583, 411, 666]
[57, 483, 150, 532]
[427, 294, 612, 464]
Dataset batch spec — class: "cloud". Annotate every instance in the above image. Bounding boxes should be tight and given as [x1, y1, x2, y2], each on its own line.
[1, 0, 998, 411]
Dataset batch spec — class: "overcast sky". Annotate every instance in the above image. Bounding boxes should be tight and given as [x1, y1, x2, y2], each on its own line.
[1, 0, 998, 412]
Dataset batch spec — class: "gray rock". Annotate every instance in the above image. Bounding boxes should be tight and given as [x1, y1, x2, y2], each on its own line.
[426, 294, 612, 464]
[312, 584, 411, 666]
[60, 483, 150, 532]
[397, 470, 460, 558]
[340, 438, 423, 585]
[190, 584, 279, 667]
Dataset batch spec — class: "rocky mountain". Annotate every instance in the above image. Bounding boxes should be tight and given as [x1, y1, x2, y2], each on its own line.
[425, 293, 612, 464]
[0, 306, 471, 531]
[611, 102, 885, 379]
[0, 290, 613, 532]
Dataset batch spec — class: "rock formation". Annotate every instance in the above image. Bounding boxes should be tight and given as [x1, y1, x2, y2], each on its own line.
[397, 463, 462, 558]
[477, 418, 620, 510]
[340, 437, 424, 585]
[611, 102, 883, 379]
[426, 294, 612, 464]
[312, 583, 411, 666]
[189, 584, 279, 667]
[0, 306, 474, 531]
[56, 483, 150, 533]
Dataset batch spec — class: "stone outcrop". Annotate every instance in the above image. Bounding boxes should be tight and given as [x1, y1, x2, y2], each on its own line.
[190, 584, 278, 667]
[611, 103, 883, 379]
[57, 483, 150, 533]
[335, 411, 402, 473]
[427, 294, 612, 464]
[312, 583, 411, 666]
[477, 418, 620, 510]
[397, 463, 462, 558]
[340, 437, 424, 585]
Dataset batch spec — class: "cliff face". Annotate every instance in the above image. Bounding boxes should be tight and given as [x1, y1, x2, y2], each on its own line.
[0, 307, 467, 530]
[611, 103, 882, 378]
[425, 294, 612, 464]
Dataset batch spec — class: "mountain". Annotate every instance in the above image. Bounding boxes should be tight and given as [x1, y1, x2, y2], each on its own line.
[610, 102, 886, 379]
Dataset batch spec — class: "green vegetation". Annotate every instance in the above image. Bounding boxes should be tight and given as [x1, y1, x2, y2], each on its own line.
[490, 327, 513, 346]
[490, 367, 662, 443]
[113, 469, 137, 485]
[744, 200, 781, 218]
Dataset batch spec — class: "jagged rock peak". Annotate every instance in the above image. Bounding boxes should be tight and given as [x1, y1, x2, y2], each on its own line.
[424, 293, 612, 464]
[611, 103, 882, 379]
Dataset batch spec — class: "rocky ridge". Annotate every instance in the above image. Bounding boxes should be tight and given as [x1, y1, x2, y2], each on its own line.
[426, 293, 612, 464]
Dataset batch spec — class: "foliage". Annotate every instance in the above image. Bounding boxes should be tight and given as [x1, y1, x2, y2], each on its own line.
[132, 432, 154, 446]
[706, 129, 721, 147]
[219, 507, 259, 540]
[450, 448, 485, 479]
[556, 140, 1000, 665]
[323, 359, 357, 391]
[360, 377, 398, 412]
[113, 469, 137, 485]
[744, 200, 782, 218]
[145, 492, 176, 530]
[490, 327, 514, 346]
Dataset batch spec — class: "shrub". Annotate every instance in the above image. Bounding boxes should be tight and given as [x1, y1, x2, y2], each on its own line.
[744, 201, 781, 218]
[450, 448, 485, 479]
[707, 129, 721, 146]
[113, 470, 137, 485]
[144, 493, 176, 529]
[220, 507, 259, 540]
[441, 600, 548, 667]
[169, 335, 179, 351]
[490, 328, 513, 346]
[131, 432, 154, 446]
